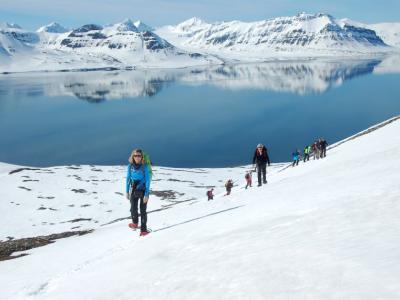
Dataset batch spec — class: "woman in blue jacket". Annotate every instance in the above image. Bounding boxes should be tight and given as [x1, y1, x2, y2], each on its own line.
[126, 149, 151, 236]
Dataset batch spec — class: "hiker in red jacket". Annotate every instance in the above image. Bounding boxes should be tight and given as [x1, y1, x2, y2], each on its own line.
[207, 188, 214, 201]
[245, 171, 252, 189]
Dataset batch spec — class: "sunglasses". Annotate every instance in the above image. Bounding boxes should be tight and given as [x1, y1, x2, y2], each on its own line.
[133, 154, 142, 158]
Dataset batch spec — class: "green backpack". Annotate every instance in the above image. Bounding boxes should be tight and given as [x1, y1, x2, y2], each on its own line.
[142, 152, 153, 180]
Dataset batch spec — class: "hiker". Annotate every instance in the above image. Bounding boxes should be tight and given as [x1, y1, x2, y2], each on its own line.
[292, 149, 300, 166]
[320, 138, 328, 158]
[207, 188, 214, 201]
[252, 143, 270, 186]
[126, 148, 151, 236]
[225, 179, 233, 195]
[245, 171, 252, 189]
[312, 140, 320, 160]
[303, 145, 311, 162]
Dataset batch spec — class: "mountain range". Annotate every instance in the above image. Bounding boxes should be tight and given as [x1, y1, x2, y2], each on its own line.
[0, 13, 399, 73]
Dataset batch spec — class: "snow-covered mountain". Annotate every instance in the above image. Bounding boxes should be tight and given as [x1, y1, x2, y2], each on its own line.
[134, 20, 154, 32]
[157, 13, 390, 58]
[0, 28, 32, 56]
[340, 18, 400, 48]
[0, 19, 221, 72]
[368, 23, 400, 48]
[37, 22, 68, 34]
[0, 13, 399, 73]
[1, 116, 400, 299]
[0, 22, 39, 44]
[54, 19, 171, 52]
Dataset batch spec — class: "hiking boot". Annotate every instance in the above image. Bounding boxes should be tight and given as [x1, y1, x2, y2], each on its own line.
[129, 223, 138, 229]
[263, 180, 267, 184]
[140, 231, 149, 237]
[257, 183, 262, 187]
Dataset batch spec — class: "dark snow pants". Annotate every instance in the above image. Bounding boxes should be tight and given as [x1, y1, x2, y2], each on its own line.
[321, 147, 327, 158]
[257, 163, 267, 185]
[130, 190, 147, 232]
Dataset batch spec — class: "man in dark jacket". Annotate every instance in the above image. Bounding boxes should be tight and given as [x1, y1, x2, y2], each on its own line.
[320, 138, 328, 158]
[252, 143, 270, 186]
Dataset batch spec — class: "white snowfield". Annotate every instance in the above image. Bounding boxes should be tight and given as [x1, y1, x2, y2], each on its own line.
[0, 116, 400, 299]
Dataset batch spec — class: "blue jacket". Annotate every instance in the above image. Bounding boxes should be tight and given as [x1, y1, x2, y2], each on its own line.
[126, 163, 151, 196]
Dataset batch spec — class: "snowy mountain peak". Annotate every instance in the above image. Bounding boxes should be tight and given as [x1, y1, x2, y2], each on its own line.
[160, 12, 388, 55]
[73, 24, 103, 33]
[174, 17, 208, 33]
[183, 17, 206, 26]
[37, 22, 68, 33]
[134, 20, 154, 32]
[0, 22, 22, 29]
[115, 18, 138, 32]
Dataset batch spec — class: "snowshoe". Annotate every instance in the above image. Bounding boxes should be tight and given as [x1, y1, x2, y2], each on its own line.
[129, 223, 139, 229]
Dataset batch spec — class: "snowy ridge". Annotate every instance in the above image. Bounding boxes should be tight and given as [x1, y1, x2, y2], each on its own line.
[0, 19, 221, 73]
[369, 23, 400, 48]
[157, 13, 391, 59]
[37, 22, 68, 34]
[1, 13, 399, 73]
[340, 18, 400, 48]
[0, 117, 399, 299]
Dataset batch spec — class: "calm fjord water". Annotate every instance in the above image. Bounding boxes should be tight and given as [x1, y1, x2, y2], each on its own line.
[0, 58, 399, 167]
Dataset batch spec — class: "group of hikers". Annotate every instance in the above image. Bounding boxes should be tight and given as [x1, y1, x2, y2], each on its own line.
[292, 138, 328, 167]
[206, 143, 271, 200]
[126, 140, 328, 236]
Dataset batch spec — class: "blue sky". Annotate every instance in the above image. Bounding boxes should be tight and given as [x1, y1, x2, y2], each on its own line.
[0, 0, 399, 30]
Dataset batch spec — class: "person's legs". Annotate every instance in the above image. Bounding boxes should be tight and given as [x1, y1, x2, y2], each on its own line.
[139, 196, 147, 232]
[130, 194, 139, 224]
[262, 164, 267, 183]
[257, 165, 262, 186]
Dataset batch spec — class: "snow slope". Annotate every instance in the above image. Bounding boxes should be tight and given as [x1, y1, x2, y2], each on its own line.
[0, 116, 399, 299]
[340, 19, 400, 48]
[369, 23, 400, 48]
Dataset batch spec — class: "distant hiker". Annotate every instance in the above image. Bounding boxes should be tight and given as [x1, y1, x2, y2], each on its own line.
[225, 179, 233, 195]
[207, 188, 214, 201]
[245, 171, 252, 189]
[126, 148, 151, 236]
[252, 143, 270, 187]
[320, 138, 328, 158]
[303, 145, 311, 162]
[292, 149, 300, 166]
[312, 140, 321, 160]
